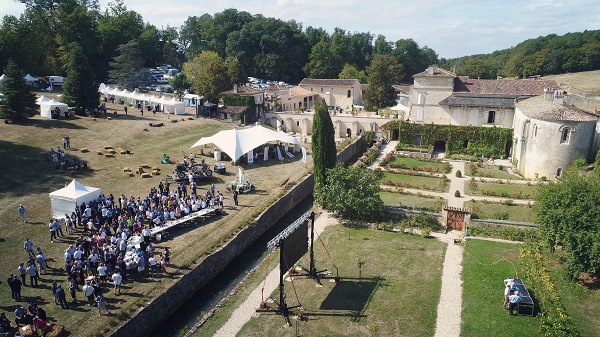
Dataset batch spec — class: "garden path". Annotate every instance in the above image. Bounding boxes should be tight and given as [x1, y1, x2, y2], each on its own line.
[212, 212, 340, 337]
[370, 140, 399, 169]
[430, 231, 464, 337]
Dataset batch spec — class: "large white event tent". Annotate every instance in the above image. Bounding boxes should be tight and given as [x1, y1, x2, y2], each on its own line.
[39, 99, 68, 119]
[190, 125, 302, 162]
[49, 179, 101, 219]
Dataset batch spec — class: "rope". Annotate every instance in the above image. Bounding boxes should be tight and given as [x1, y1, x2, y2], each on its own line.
[316, 231, 337, 268]
[261, 249, 274, 304]
[463, 241, 518, 278]
[282, 250, 302, 308]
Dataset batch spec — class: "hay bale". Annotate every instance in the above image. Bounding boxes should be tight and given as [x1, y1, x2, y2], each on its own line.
[141, 172, 152, 178]
[97, 151, 103, 155]
[46, 323, 66, 337]
[80, 148, 89, 153]
[126, 172, 134, 177]
[141, 164, 151, 168]
[104, 153, 114, 158]
[107, 116, 112, 120]
[104, 149, 116, 154]
[151, 167, 160, 171]
[104, 146, 114, 150]
[152, 170, 160, 176]
[135, 167, 144, 175]
[123, 167, 131, 172]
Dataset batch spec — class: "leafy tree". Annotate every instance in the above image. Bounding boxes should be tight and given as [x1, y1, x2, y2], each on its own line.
[178, 14, 212, 59]
[338, 63, 367, 84]
[303, 40, 340, 78]
[227, 57, 246, 85]
[0, 60, 37, 122]
[594, 149, 600, 177]
[392, 39, 436, 81]
[137, 24, 163, 67]
[207, 8, 253, 57]
[311, 103, 336, 203]
[364, 54, 404, 111]
[304, 26, 329, 47]
[184, 51, 230, 103]
[457, 58, 492, 79]
[534, 169, 600, 280]
[170, 72, 191, 98]
[160, 26, 184, 68]
[373, 34, 393, 55]
[62, 42, 98, 114]
[108, 40, 149, 90]
[320, 165, 384, 220]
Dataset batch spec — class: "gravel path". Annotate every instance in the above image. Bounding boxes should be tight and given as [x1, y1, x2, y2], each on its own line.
[431, 234, 464, 337]
[213, 212, 339, 337]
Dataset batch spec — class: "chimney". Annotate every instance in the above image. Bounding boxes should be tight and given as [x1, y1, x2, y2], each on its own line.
[233, 84, 238, 93]
[553, 90, 565, 105]
[544, 88, 553, 101]
[427, 66, 434, 75]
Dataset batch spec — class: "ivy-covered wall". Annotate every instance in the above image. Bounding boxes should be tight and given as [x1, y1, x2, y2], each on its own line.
[386, 121, 513, 157]
[222, 95, 258, 123]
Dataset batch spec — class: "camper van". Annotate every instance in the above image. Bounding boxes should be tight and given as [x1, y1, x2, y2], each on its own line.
[48, 76, 65, 85]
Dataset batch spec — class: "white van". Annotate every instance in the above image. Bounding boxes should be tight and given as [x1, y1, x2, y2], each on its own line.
[156, 76, 169, 84]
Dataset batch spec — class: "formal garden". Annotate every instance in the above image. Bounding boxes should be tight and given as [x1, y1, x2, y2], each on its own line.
[465, 199, 534, 222]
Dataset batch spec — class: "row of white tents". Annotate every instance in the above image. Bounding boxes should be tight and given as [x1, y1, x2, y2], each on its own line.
[98, 83, 185, 115]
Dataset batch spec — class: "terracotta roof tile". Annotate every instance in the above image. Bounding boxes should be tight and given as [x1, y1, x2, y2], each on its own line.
[454, 78, 561, 96]
[516, 96, 598, 122]
[392, 85, 411, 95]
[219, 105, 247, 114]
[288, 86, 318, 99]
[298, 78, 359, 87]
[439, 94, 523, 108]
[222, 85, 263, 95]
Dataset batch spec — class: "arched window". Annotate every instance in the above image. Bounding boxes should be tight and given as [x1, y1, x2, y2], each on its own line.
[347, 90, 351, 98]
[560, 127, 570, 144]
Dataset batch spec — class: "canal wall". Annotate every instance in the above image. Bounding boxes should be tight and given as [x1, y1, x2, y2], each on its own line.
[110, 137, 365, 337]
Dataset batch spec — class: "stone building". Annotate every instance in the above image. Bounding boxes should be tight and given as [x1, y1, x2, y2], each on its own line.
[298, 78, 362, 111]
[512, 94, 598, 179]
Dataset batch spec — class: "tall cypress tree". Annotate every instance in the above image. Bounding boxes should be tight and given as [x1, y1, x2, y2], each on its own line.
[311, 102, 337, 203]
[0, 60, 37, 122]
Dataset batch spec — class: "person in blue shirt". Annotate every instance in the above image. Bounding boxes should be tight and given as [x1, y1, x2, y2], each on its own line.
[508, 291, 522, 316]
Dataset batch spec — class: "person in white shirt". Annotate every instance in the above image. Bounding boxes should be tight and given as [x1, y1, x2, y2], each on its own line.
[148, 255, 158, 276]
[97, 263, 108, 282]
[112, 271, 122, 295]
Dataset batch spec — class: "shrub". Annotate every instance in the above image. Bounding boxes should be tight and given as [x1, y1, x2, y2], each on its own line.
[572, 158, 587, 169]
[494, 211, 509, 220]
[540, 176, 548, 181]
[454, 190, 461, 197]
[455, 170, 462, 178]
[467, 223, 540, 241]
[498, 165, 504, 170]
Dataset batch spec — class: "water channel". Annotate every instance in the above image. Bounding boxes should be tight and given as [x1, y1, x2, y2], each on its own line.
[150, 195, 314, 337]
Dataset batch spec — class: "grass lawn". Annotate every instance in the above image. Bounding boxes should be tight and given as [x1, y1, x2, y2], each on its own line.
[466, 164, 525, 180]
[238, 225, 446, 337]
[545, 254, 600, 337]
[545, 70, 600, 97]
[461, 239, 539, 337]
[389, 156, 449, 172]
[381, 172, 448, 192]
[465, 200, 535, 222]
[465, 181, 536, 199]
[380, 191, 447, 211]
[0, 97, 311, 336]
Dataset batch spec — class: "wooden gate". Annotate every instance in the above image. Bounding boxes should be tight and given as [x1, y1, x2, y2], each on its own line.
[444, 206, 470, 231]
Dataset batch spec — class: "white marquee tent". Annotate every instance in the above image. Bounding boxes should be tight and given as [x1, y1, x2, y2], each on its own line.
[49, 179, 101, 219]
[39, 99, 68, 119]
[163, 97, 185, 115]
[190, 125, 302, 161]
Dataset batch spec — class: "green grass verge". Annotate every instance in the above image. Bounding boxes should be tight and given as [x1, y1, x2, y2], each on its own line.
[238, 226, 446, 337]
[467, 164, 525, 180]
[465, 180, 536, 199]
[381, 191, 447, 211]
[389, 156, 449, 171]
[461, 239, 539, 337]
[465, 200, 535, 222]
[381, 172, 448, 192]
[545, 253, 600, 337]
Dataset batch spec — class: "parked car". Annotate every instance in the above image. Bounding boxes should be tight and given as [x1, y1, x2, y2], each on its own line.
[156, 76, 169, 84]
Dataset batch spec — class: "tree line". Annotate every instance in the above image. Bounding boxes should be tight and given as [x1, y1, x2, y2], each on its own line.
[441, 30, 600, 79]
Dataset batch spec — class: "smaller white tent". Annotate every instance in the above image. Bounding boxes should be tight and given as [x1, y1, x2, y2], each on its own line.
[49, 179, 101, 219]
[163, 97, 186, 115]
[24, 74, 38, 84]
[39, 99, 68, 119]
[36, 96, 49, 104]
[183, 94, 200, 106]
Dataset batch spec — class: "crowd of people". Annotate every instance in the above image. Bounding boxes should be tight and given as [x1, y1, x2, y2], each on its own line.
[5, 179, 226, 335]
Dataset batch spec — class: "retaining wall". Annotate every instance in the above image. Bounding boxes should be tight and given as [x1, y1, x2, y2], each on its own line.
[110, 137, 364, 337]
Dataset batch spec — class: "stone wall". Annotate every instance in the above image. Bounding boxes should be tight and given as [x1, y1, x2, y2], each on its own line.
[110, 137, 364, 337]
